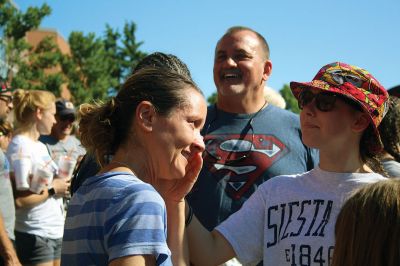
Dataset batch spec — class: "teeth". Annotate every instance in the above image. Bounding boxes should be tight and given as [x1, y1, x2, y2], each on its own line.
[224, 74, 239, 78]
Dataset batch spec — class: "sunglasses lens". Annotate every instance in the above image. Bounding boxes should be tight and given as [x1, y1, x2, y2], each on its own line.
[315, 93, 336, 112]
[298, 91, 315, 109]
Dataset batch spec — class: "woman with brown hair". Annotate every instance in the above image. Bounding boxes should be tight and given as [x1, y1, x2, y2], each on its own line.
[62, 67, 207, 266]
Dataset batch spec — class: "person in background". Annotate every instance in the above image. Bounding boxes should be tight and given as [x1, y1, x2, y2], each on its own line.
[174, 62, 389, 265]
[7, 89, 70, 266]
[332, 179, 400, 266]
[377, 96, 400, 177]
[40, 99, 85, 169]
[0, 79, 20, 266]
[187, 26, 317, 235]
[0, 120, 12, 152]
[264, 86, 286, 109]
[70, 52, 194, 195]
[61, 67, 206, 266]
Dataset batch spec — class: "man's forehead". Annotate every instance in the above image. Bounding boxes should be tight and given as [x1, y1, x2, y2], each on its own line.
[216, 31, 261, 53]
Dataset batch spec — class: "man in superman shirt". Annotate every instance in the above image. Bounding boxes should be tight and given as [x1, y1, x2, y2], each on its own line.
[187, 26, 318, 234]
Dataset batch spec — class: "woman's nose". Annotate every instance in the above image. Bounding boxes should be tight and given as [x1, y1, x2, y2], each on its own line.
[191, 133, 205, 153]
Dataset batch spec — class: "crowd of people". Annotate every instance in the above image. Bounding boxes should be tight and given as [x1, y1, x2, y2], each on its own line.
[0, 26, 399, 266]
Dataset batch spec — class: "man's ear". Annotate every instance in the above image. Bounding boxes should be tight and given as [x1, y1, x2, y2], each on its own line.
[352, 113, 370, 133]
[135, 101, 156, 132]
[262, 59, 272, 81]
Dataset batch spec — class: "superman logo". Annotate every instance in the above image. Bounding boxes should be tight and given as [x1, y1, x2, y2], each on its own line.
[203, 133, 288, 200]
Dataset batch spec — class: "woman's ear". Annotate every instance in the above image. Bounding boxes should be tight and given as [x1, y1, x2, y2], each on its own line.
[135, 101, 156, 132]
[351, 113, 370, 133]
[35, 108, 43, 121]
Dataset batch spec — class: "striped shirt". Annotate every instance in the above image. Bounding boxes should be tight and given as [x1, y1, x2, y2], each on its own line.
[61, 172, 172, 266]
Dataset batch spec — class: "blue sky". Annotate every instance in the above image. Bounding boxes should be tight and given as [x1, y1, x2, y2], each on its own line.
[16, 0, 400, 99]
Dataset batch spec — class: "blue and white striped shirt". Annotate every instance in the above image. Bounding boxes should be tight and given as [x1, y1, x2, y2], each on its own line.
[61, 172, 172, 266]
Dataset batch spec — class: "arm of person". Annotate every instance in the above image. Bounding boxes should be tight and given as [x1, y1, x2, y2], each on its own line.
[186, 212, 236, 266]
[0, 214, 21, 266]
[157, 152, 203, 266]
[166, 200, 188, 266]
[109, 255, 155, 266]
[12, 173, 70, 208]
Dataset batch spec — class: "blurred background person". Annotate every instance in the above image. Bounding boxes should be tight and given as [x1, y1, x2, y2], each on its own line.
[7, 89, 70, 266]
[0, 120, 12, 152]
[388, 85, 400, 98]
[378, 96, 400, 177]
[40, 99, 85, 168]
[264, 86, 286, 109]
[332, 179, 400, 266]
[0, 79, 21, 266]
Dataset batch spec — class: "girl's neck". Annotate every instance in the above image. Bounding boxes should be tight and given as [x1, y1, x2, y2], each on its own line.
[319, 149, 371, 173]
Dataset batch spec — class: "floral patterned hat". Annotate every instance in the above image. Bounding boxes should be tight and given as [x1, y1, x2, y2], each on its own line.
[290, 62, 389, 152]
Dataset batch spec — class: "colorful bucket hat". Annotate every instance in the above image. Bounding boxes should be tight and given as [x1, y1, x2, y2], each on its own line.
[290, 62, 389, 152]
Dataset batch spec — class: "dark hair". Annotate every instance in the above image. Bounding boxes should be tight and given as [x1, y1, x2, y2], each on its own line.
[0, 119, 12, 137]
[332, 179, 400, 266]
[78, 68, 201, 166]
[133, 52, 192, 80]
[336, 94, 388, 175]
[219, 26, 270, 60]
[378, 96, 400, 162]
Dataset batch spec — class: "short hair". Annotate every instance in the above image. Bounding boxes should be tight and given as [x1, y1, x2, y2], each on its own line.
[13, 89, 56, 126]
[219, 26, 270, 60]
[332, 179, 400, 266]
[79, 68, 202, 166]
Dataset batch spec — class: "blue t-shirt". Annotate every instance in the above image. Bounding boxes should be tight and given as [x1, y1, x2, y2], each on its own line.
[187, 104, 319, 230]
[62, 172, 172, 266]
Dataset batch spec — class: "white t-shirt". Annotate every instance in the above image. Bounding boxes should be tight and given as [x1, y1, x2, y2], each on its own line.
[6, 135, 64, 239]
[216, 166, 386, 265]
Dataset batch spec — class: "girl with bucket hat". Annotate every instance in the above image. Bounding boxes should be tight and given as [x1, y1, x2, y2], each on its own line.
[168, 62, 390, 265]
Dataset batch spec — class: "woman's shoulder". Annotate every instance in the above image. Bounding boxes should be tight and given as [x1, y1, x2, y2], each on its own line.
[86, 172, 163, 202]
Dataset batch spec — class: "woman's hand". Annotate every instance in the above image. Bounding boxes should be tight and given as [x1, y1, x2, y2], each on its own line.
[156, 152, 203, 204]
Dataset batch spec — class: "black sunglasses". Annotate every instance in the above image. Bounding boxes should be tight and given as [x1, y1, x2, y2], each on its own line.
[298, 90, 363, 112]
[0, 95, 13, 104]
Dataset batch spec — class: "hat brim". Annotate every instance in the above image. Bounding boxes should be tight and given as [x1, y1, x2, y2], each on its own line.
[290, 80, 384, 153]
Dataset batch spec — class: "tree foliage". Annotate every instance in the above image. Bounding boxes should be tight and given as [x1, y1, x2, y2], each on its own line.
[0, 0, 51, 84]
[1, 1, 147, 105]
[207, 92, 217, 105]
[280, 84, 300, 114]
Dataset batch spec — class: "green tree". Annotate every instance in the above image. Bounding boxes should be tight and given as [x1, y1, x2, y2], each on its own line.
[0, 0, 51, 85]
[64, 22, 147, 104]
[207, 92, 217, 105]
[280, 84, 300, 114]
[62, 31, 112, 103]
[1, 2, 147, 104]
[13, 36, 65, 95]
